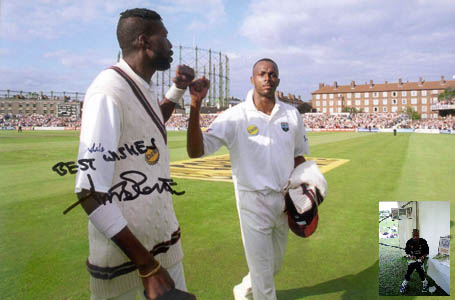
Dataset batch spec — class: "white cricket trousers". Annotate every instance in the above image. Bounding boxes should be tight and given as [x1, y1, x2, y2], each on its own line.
[90, 261, 187, 300]
[236, 189, 289, 300]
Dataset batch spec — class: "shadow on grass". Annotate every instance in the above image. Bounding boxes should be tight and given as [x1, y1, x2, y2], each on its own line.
[276, 260, 397, 300]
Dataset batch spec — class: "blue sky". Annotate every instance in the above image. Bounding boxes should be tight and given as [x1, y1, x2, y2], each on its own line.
[1, 0, 454, 100]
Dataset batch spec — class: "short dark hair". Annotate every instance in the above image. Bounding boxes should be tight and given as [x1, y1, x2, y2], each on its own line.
[116, 8, 162, 55]
[252, 58, 279, 75]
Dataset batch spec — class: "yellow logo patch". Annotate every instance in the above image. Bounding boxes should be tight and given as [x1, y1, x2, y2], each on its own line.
[145, 147, 160, 165]
[170, 155, 349, 182]
[247, 125, 259, 135]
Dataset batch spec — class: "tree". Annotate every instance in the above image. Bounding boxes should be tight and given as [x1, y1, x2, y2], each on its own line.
[438, 87, 455, 102]
[405, 106, 420, 120]
[342, 106, 362, 114]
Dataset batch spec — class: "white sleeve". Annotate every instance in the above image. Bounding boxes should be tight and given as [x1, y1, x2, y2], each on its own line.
[202, 111, 236, 156]
[75, 93, 121, 193]
[88, 203, 128, 239]
[294, 112, 309, 157]
[75, 93, 127, 239]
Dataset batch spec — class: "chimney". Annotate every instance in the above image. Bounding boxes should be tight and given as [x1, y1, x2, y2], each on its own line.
[398, 78, 403, 86]
[440, 75, 446, 84]
[334, 81, 338, 89]
[369, 80, 374, 88]
[319, 83, 325, 89]
[418, 77, 424, 86]
[350, 80, 356, 89]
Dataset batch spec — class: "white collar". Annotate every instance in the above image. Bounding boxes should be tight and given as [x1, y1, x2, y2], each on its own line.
[245, 89, 281, 116]
[116, 58, 152, 90]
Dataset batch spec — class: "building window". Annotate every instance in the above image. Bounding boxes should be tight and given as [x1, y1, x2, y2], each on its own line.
[392, 91, 398, 97]
[337, 100, 341, 106]
[316, 101, 320, 106]
[337, 93, 343, 98]
[402, 107, 407, 112]
[383, 107, 387, 112]
[364, 100, 369, 105]
[329, 108, 334, 113]
[422, 106, 427, 112]
[373, 107, 379, 112]
[364, 92, 369, 98]
[323, 94, 327, 99]
[421, 98, 427, 104]
[431, 90, 439, 94]
[364, 107, 369, 113]
[382, 99, 388, 105]
[392, 99, 397, 105]
[329, 101, 333, 106]
[411, 98, 418, 104]
[19, 104, 23, 107]
[401, 91, 407, 96]
[402, 99, 407, 105]
[373, 99, 379, 105]
[338, 107, 342, 113]
[347, 93, 352, 99]
[421, 90, 427, 96]
[355, 100, 360, 106]
[323, 101, 327, 106]
[323, 108, 327, 113]
[422, 113, 427, 119]
[355, 93, 361, 98]
[329, 94, 334, 99]
[392, 106, 398, 112]
[382, 91, 388, 97]
[412, 106, 417, 112]
[373, 92, 379, 98]
[347, 100, 352, 106]
[432, 97, 438, 103]
[411, 91, 417, 96]
[316, 94, 320, 99]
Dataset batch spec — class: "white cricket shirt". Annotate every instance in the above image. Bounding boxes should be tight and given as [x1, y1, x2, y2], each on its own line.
[203, 89, 309, 192]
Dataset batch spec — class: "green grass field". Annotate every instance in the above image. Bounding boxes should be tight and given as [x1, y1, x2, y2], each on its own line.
[0, 130, 454, 300]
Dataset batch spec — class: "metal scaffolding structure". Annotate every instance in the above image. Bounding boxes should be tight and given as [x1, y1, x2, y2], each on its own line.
[150, 46, 230, 108]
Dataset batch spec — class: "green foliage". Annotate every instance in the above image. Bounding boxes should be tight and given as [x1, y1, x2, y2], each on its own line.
[342, 106, 362, 113]
[405, 106, 421, 120]
[437, 87, 455, 102]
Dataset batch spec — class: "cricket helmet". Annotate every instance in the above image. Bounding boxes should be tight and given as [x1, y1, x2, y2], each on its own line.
[285, 184, 323, 238]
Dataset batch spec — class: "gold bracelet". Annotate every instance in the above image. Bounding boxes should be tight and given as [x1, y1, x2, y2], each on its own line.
[137, 261, 161, 278]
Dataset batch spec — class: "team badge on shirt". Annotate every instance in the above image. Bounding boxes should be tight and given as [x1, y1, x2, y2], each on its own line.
[145, 146, 160, 165]
[281, 122, 289, 132]
[247, 124, 259, 135]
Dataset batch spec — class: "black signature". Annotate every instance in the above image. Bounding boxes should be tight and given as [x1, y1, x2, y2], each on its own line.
[52, 158, 96, 176]
[105, 170, 185, 204]
[103, 138, 157, 162]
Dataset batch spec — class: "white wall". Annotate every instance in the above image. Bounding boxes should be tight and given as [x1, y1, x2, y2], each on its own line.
[418, 201, 451, 256]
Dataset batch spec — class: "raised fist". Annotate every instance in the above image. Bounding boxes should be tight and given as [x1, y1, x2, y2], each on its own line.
[189, 77, 210, 107]
[173, 65, 195, 89]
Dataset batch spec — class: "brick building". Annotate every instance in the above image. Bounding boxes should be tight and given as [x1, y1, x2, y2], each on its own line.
[311, 76, 454, 119]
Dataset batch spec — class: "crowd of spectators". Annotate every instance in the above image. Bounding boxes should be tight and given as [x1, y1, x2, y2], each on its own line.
[1, 112, 453, 131]
[0, 113, 80, 128]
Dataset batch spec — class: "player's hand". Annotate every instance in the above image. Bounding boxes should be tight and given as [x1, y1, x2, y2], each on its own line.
[189, 77, 210, 107]
[142, 266, 175, 300]
[173, 65, 195, 89]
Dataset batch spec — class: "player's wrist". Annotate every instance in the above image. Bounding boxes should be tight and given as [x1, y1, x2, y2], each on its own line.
[165, 84, 186, 103]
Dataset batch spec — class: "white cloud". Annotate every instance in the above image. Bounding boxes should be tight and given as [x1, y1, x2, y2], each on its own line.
[157, 0, 226, 29]
[44, 50, 114, 68]
[231, 0, 455, 98]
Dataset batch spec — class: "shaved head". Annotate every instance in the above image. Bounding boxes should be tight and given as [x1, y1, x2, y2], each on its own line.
[252, 58, 279, 75]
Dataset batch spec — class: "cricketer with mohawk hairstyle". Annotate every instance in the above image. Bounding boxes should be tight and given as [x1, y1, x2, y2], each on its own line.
[74, 8, 207, 300]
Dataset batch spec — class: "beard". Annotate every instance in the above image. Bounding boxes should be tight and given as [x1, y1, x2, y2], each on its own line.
[152, 50, 173, 71]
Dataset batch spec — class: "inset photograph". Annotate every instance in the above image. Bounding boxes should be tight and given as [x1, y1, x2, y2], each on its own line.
[379, 201, 450, 296]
